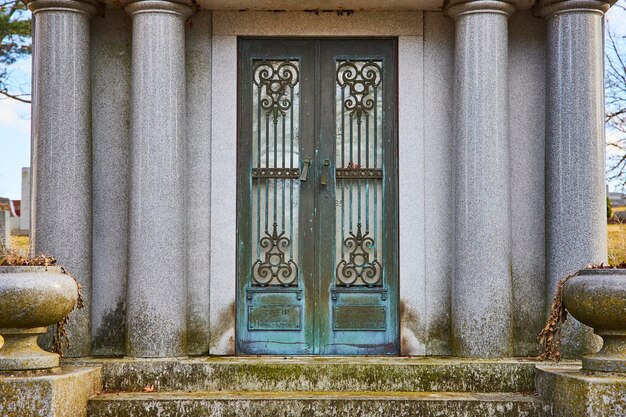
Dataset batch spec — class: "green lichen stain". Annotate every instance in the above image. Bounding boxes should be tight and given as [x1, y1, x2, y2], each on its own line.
[93, 299, 126, 357]
[542, 367, 626, 417]
[0, 367, 101, 417]
[426, 314, 452, 355]
[68, 357, 538, 394]
[186, 313, 210, 356]
[87, 388, 551, 417]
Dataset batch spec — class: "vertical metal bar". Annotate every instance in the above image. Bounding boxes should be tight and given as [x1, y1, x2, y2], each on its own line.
[357, 119, 361, 225]
[357, 118, 362, 166]
[257, 83, 262, 257]
[341, 85, 346, 261]
[265, 112, 269, 232]
[282, 113, 286, 231]
[341, 87, 345, 169]
[365, 114, 370, 168]
[341, 179, 345, 260]
[290, 87, 294, 260]
[274, 115, 278, 225]
[373, 86, 378, 257]
[349, 114, 353, 232]
[365, 114, 369, 232]
[349, 114, 354, 166]
[374, 86, 378, 169]
[366, 179, 369, 232]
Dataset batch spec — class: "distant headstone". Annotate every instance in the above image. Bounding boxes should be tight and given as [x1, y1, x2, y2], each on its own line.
[0, 210, 10, 249]
[19, 167, 31, 232]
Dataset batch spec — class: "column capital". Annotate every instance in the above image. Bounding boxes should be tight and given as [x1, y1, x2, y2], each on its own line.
[27, 0, 98, 17]
[445, 0, 516, 19]
[534, 0, 612, 18]
[124, 0, 193, 18]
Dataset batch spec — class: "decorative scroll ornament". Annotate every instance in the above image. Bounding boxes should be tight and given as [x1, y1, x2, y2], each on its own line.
[252, 223, 298, 286]
[253, 60, 299, 122]
[336, 223, 382, 286]
[336, 60, 382, 122]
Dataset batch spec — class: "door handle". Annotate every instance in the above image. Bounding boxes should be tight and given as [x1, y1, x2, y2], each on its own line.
[321, 159, 331, 185]
[300, 158, 311, 182]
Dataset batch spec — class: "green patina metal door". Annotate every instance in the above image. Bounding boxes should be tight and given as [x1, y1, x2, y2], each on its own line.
[237, 39, 398, 355]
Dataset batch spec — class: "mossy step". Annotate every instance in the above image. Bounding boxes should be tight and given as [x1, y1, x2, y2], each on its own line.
[87, 390, 552, 417]
[65, 357, 540, 393]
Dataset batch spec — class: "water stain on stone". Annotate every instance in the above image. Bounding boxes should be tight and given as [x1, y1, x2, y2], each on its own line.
[400, 299, 426, 355]
[209, 301, 235, 355]
[187, 312, 210, 356]
[92, 299, 126, 357]
[425, 313, 452, 356]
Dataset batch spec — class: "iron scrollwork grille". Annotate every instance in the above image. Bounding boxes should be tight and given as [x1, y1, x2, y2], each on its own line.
[335, 60, 384, 287]
[251, 60, 301, 287]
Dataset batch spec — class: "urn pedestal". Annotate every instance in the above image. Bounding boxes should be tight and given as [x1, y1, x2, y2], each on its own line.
[0, 266, 77, 370]
[562, 269, 626, 373]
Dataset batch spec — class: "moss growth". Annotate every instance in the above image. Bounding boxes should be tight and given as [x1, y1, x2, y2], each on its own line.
[186, 313, 210, 356]
[93, 300, 126, 357]
[65, 357, 537, 394]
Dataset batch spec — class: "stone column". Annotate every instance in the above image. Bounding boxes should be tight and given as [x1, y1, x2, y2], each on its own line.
[536, 0, 610, 357]
[125, 0, 192, 357]
[28, 0, 97, 357]
[446, 0, 515, 357]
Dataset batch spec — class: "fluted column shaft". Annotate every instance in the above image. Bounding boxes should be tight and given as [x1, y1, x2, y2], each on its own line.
[537, 0, 610, 357]
[446, 0, 515, 357]
[125, 0, 192, 357]
[29, 0, 97, 357]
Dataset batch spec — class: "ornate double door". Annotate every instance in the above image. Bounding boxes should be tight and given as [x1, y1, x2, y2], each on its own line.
[237, 39, 398, 355]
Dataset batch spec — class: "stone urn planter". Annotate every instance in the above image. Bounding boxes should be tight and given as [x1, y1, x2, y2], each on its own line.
[0, 266, 78, 370]
[563, 268, 626, 373]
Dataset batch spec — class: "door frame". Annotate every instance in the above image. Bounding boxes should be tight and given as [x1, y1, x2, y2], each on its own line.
[235, 37, 400, 355]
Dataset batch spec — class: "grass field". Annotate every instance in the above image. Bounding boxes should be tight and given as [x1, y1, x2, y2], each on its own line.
[9, 235, 29, 255]
[608, 222, 626, 266]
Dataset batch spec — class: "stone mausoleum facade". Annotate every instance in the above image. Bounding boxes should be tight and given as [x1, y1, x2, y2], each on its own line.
[28, 0, 611, 361]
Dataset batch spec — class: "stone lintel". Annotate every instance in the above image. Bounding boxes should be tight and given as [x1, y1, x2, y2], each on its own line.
[0, 366, 102, 417]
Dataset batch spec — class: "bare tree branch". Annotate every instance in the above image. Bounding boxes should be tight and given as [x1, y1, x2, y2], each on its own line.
[0, 88, 29, 102]
[606, 18, 626, 190]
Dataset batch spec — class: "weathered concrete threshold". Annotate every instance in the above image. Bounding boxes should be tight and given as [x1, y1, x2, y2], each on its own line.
[88, 391, 552, 417]
[64, 356, 542, 393]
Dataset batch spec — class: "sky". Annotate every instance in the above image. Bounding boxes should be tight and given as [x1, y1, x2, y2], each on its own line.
[0, 4, 626, 200]
[0, 55, 30, 200]
[605, 1, 626, 191]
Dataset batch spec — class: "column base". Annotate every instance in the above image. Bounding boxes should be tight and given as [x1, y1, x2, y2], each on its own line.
[0, 366, 102, 417]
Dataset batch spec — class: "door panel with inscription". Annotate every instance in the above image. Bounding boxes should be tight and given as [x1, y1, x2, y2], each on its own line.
[237, 39, 398, 355]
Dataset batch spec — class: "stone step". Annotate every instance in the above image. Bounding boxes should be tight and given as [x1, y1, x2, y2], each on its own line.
[87, 390, 552, 417]
[65, 357, 540, 393]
